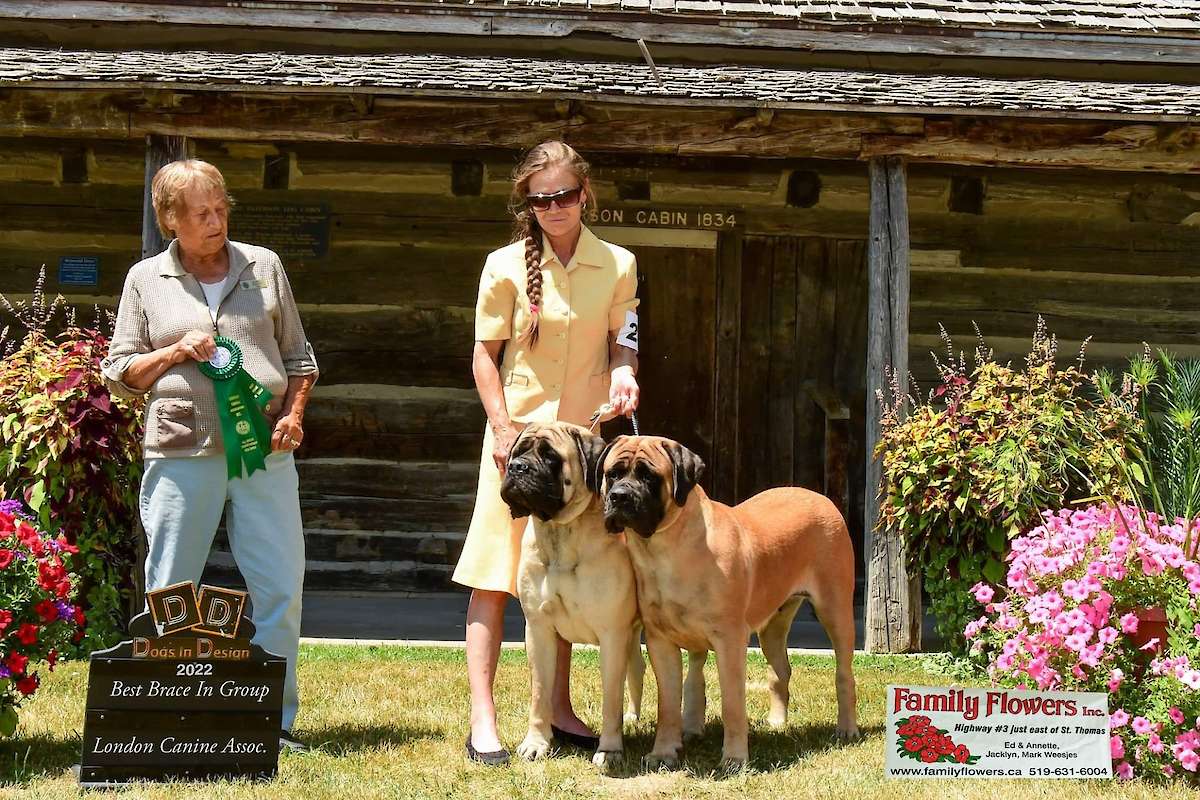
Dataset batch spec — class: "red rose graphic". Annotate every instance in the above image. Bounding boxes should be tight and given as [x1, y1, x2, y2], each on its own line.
[920, 749, 939, 763]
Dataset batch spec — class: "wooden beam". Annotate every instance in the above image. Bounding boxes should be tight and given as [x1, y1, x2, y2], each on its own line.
[862, 119, 1200, 174]
[1, 89, 1198, 172]
[7, 1, 1200, 66]
[142, 134, 189, 258]
[129, 132, 188, 617]
[864, 155, 921, 654]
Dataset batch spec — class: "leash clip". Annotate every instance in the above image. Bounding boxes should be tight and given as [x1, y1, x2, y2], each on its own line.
[588, 403, 641, 435]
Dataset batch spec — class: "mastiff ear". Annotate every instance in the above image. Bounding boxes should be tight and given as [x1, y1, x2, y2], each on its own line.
[571, 429, 608, 494]
[666, 441, 706, 507]
[594, 435, 625, 494]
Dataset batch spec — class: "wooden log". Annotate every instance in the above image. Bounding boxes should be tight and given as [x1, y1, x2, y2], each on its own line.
[142, 134, 189, 258]
[863, 119, 1200, 175]
[865, 155, 921, 654]
[833, 240, 870, 576]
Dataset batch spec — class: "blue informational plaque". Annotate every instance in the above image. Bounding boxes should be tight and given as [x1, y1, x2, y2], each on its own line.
[59, 256, 100, 287]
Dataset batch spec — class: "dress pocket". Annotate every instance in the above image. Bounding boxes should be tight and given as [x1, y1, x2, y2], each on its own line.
[154, 399, 197, 448]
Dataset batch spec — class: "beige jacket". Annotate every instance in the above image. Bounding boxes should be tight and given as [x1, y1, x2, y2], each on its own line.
[101, 239, 319, 458]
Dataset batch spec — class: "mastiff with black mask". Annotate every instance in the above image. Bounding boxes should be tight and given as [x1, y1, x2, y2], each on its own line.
[500, 421, 645, 770]
[599, 435, 859, 769]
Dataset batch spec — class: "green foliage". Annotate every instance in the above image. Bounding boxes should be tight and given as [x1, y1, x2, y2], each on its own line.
[876, 320, 1140, 654]
[1101, 350, 1200, 549]
[0, 277, 144, 653]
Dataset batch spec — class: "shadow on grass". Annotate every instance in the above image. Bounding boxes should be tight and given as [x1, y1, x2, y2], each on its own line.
[302, 722, 443, 755]
[0, 731, 81, 785]
[592, 721, 885, 779]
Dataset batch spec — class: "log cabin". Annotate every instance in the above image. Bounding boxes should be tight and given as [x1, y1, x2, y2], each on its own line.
[0, 1, 1198, 650]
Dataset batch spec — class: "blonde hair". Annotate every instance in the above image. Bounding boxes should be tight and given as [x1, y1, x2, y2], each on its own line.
[507, 141, 595, 348]
[150, 159, 233, 238]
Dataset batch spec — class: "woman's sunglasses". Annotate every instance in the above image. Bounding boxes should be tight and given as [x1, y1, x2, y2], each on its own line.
[527, 186, 583, 212]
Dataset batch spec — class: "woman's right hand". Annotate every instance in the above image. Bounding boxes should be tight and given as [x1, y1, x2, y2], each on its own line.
[492, 422, 524, 475]
[174, 330, 218, 363]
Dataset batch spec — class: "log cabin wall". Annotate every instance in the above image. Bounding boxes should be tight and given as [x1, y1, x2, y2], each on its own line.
[2, 134, 1199, 590]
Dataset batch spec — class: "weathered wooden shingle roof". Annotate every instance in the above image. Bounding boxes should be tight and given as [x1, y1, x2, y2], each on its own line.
[296, 0, 1200, 34]
[2, 47, 1197, 120]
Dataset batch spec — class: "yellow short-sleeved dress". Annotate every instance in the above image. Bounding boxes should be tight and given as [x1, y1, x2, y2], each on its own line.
[452, 225, 639, 596]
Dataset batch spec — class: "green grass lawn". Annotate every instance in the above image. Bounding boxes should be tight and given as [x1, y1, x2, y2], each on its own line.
[1, 645, 1196, 799]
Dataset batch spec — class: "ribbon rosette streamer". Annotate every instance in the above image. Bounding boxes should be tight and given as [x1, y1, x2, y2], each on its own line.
[199, 336, 274, 479]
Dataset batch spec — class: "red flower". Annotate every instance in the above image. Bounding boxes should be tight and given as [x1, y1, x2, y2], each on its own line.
[0, 514, 13, 533]
[16, 623, 38, 646]
[0, 610, 11, 635]
[73, 607, 86, 626]
[55, 537, 79, 555]
[15, 673, 39, 695]
[0, 550, 13, 569]
[72, 629, 85, 643]
[47, 649, 58, 670]
[954, 744, 971, 763]
[936, 736, 956, 755]
[35, 599, 59, 623]
[904, 737, 924, 752]
[920, 749, 939, 763]
[5, 652, 28, 675]
[37, 560, 66, 592]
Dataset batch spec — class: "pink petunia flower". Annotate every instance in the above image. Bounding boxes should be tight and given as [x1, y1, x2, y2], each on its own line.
[1115, 761, 1133, 780]
[1120, 613, 1139, 634]
[1111, 735, 1125, 760]
[1111, 709, 1130, 728]
[1107, 668, 1124, 692]
[971, 582, 994, 604]
[1132, 717, 1153, 735]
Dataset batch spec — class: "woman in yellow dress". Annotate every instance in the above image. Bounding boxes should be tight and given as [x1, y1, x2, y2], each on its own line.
[453, 141, 640, 764]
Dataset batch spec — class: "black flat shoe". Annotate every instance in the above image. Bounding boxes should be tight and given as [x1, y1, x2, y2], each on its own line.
[551, 724, 600, 752]
[466, 735, 510, 766]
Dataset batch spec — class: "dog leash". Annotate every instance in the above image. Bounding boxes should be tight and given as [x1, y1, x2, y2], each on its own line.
[588, 403, 640, 435]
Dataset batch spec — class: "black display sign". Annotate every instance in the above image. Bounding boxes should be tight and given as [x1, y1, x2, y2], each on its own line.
[231, 204, 331, 260]
[78, 584, 284, 787]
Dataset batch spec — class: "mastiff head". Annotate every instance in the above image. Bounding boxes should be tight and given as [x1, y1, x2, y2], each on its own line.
[499, 422, 607, 523]
[598, 435, 705, 538]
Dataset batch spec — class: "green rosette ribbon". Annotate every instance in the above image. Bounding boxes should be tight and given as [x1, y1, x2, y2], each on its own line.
[198, 336, 274, 479]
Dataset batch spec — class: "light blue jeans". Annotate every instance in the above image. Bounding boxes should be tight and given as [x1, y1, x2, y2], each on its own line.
[140, 451, 305, 731]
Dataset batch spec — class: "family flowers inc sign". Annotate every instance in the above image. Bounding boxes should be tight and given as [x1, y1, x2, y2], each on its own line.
[886, 686, 1112, 779]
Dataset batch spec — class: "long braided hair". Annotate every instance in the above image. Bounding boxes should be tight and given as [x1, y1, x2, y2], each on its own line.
[507, 141, 594, 348]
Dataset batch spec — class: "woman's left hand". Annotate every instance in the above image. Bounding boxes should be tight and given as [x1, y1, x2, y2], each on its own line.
[610, 365, 640, 418]
[272, 412, 304, 453]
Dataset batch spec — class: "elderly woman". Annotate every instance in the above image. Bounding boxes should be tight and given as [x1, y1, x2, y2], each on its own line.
[101, 159, 318, 752]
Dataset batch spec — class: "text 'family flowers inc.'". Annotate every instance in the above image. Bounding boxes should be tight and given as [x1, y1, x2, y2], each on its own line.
[885, 685, 1112, 779]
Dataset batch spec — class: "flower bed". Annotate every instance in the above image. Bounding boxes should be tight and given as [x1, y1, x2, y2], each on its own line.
[967, 503, 1200, 781]
[0, 501, 84, 736]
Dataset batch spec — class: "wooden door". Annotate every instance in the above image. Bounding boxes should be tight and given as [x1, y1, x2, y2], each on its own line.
[594, 228, 719, 495]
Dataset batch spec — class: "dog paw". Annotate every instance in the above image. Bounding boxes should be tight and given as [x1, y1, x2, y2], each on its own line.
[835, 725, 862, 742]
[516, 734, 553, 761]
[719, 754, 748, 772]
[592, 749, 625, 773]
[642, 752, 681, 771]
[766, 714, 788, 730]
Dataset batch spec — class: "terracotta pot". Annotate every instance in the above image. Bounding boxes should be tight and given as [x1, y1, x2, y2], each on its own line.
[1128, 606, 1169, 656]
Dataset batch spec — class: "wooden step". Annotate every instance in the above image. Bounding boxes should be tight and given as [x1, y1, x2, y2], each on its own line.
[202, 552, 457, 593]
[300, 493, 475, 533]
[300, 384, 484, 460]
[295, 458, 478, 499]
[213, 528, 466, 566]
